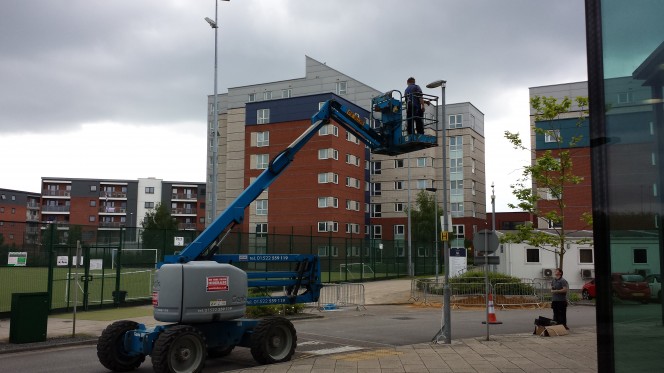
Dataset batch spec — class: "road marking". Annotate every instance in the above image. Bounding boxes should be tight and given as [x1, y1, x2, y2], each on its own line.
[306, 346, 364, 355]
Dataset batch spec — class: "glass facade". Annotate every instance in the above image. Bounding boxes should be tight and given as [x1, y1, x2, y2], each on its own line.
[587, 1, 664, 371]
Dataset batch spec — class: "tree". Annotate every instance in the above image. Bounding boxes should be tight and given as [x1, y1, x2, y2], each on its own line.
[409, 190, 441, 244]
[141, 203, 178, 250]
[502, 95, 591, 271]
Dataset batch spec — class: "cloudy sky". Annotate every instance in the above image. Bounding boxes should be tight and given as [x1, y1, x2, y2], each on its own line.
[0, 0, 587, 211]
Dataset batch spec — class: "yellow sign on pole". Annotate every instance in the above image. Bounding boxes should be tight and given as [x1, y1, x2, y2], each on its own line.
[441, 231, 449, 241]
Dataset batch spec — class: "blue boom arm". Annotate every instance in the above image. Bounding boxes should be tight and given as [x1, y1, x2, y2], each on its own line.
[164, 95, 436, 264]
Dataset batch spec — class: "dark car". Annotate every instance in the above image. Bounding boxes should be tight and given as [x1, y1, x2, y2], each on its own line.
[582, 279, 596, 300]
[611, 273, 650, 303]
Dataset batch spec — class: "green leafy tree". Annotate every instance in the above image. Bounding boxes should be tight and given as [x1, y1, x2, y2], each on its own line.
[503, 95, 591, 271]
[409, 190, 441, 244]
[141, 203, 178, 250]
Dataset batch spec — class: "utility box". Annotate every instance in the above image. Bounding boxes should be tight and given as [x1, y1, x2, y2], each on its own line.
[10, 292, 49, 344]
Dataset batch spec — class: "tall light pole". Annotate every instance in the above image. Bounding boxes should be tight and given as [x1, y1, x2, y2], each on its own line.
[205, 0, 229, 223]
[425, 187, 439, 281]
[427, 79, 450, 344]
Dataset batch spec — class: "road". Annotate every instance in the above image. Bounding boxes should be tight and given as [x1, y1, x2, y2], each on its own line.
[0, 304, 598, 373]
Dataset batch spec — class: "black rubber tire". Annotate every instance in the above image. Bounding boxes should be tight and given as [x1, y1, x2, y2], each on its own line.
[207, 345, 235, 359]
[581, 289, 592, 300]
[152, 325, 207, 373]
[97, 320, 145, 372]
[250, 317, 297, 364]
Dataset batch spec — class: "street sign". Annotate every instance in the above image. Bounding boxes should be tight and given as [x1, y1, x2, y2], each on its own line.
[473, 229, 500, 253]
[441, 231, 449, 241]
[475, 256, 500, 265]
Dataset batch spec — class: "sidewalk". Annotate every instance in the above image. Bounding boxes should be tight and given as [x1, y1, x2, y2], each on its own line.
[0, 279, 597, 372]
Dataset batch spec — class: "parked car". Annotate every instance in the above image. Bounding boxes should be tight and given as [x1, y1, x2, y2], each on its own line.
[582, 279, 596, 300]
[611, 273, 650, 303]
[645, 274, 661, 302]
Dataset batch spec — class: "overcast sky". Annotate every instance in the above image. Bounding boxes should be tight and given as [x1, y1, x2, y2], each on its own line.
[0, 0, 587, 211]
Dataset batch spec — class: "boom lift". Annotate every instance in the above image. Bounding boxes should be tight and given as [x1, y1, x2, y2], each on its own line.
[97, 90, 439, 373]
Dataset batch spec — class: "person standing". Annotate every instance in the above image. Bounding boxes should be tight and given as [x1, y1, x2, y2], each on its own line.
[404, 77, 424, 135]
[551, 268, 569, 329]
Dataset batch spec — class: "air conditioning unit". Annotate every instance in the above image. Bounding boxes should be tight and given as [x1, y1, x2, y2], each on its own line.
[581, 269, 593, 279]
[542, 268, 554, 278]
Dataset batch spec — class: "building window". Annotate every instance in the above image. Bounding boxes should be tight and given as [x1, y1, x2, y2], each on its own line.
[450, 136, 463, 151]
[544, 129, 560, 143]
[526, 248, 540, 263]
[90, 185, 97, 192]
[257, 109, 270, 124]
[346, 223, 360, 234]
[471, 159, 476, 173]
[90, 200, 96, 207]
[371, 204, 382, 218]
[319, 124, 338, 136]
[579, 248, 594, 264]
[11, 208, 15, 214]
[318, 101, 326, 110]
[318, 221, 338, 232]
[371, 161, 381, 174]
[416, 179, 428, 189]
[318, 172, 339, 184]
[256, 223, 268, 237]
[470, 137, 475, 152]
[346, 200, 360, 211]
[256, 199, 268, 215]
[256, 131, 269, 147]
[255, 154, 269, 169]
[633, 248, 647, 264]
[372, 183, 382, 196]
[318, 197, 338, 208]
[248, 93, 256, 102]
[617, 91, 632, 104]
[471, 181, 476, 195]
[346, 154, 360, 166]
[451, 202, 463, 217]
[449, 114, 463, 128]
[394, 181, 404, 190]
[372, 225, 382, 239]
[282, 89, 292, 98]
[394, 225, 405, 237]
[394, 159, 404, 168]
[346, 132, 359, 144]
[346, 177, 360, 189]
[89, 215, 96, 222]
[336, 81, 347, 95]
[318, 148, 339, 160]
[263, 91, 272, 100]
[416, 157, 427, 167]
[145, 187, 155, 194]
[394, 203, 404, 212]
[450, 158, 463, 173]
[451, 180, 463, 196]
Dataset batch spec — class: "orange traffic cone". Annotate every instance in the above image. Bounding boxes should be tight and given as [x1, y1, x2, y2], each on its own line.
[482, 292, 503, 325]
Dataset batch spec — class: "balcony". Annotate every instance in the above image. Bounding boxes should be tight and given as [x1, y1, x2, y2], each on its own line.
[172, 193, 198, 201]
[172, 208, 197, 215]
[99, 221, 124, 228]
[26, 213, 40, 222]
[178, 223, 197, 230]
[27, 202, 40, 210]
[100, 191, 127, 199]
[99, 206, 127, 214]
[41, 205, 70, 213]
[42, 190, 70, 198]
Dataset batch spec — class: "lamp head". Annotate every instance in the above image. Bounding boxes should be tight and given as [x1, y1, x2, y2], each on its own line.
[204, 17, 218, 28]
[426, 80, 447, 89]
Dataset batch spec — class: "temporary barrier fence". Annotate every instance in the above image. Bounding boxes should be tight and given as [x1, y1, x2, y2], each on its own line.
[313, 282, 366, 311]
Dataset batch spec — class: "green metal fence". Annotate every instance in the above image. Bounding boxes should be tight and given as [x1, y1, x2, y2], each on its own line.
[0, 221, 442, 314]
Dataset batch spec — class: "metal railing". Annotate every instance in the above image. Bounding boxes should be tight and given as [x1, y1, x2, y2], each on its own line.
[314, 283, 366, 311]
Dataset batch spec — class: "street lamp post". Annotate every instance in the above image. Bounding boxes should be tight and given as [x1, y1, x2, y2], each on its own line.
[425, 187, 439, 282]
[427, 79, 450, 344]
[205, 0, 230, 223]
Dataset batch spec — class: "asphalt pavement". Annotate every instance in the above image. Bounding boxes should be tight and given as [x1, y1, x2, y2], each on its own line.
[0, 279, 598, 372]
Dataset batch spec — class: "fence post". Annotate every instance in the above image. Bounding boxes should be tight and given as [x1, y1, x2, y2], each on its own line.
[114, 227, 124, 305]
[46, 224, 56, 311]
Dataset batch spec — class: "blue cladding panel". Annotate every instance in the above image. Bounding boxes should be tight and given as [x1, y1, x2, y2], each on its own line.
[246, 93, 369, 125]
[535, 117, 590, 150]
